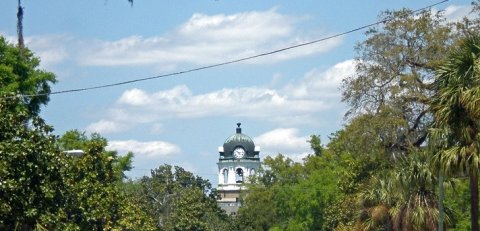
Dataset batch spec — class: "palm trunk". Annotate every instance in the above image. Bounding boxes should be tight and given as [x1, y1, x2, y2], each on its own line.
[470, 171, 479, 231]
[21, 223, 29, 231]
[17, 0, 24, 50]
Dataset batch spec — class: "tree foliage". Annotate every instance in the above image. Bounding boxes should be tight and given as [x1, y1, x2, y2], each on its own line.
[0, 36, 56, 116]
[0, 95, 65, 230]
[133, 164, 232, 231]
[0, 97, 154, 230]
[308, 135, 323, 156]
[57, 130, 133, 180]
[357, 152, 453, 231]
[55, 131, 154, 230]
[342, 9, 454, 153]
[238, 152, 344, 231]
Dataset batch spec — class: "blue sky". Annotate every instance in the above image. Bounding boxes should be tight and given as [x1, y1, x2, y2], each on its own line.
[0, 0, 473, 184]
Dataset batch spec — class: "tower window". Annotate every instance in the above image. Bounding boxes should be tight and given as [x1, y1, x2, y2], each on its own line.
[223, 169, 228, 184]
[236, 168, 244, 183]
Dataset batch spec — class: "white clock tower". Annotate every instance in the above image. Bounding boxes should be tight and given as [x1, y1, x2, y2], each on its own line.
[217, 123, 261, 215]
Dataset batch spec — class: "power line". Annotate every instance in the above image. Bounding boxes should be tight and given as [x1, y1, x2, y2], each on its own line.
[9, 0, 448, 99]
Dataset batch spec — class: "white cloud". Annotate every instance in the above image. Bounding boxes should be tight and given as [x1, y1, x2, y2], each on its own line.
[285, 59, 356, 99]
[107, 140, 181, 158]
[117, 88, 154, 106]
[86, 59, 355, 132]
[3, 8, 342, 70]
[24, 34, 71, 69]
[107, 139, 181, 176]
[428, 4, 474, 25]
[177, 9, 293, 42]
[441, 5, 473, 22]
[6, 3, 475, 71]
[112, 86, 325, 121]
[85, 119, 128, 134]
[0, 32, 71, 70]
[254, 128, 311, 161]
[245, 34, 343, 64]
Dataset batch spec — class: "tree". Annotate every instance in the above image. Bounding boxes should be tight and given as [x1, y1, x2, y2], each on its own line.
[308, 135, 323, 156]
[0, 36, 56, 116]
[357, 151, 453, 231]
[59, 137, 122, 230]
[322, 125, 394, 229]
[341, 5, 480, 231]
[55, 130, 155, 230]
[444, 178, 471, 230]
[453, 0, 480, 37]
[342, 9, 454, 154]
[239, 153, 344, 231]
[57, 130, 134, 180]
[237, 185, 278, 231]
[430, 35, 480, 231]
[237, 155, 301, 230]
[0, 94, 65, 230]
[134, 164, 232, 230]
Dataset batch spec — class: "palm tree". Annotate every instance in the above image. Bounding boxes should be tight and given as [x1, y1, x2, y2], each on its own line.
[359, 151, 450, 231]
[430, 35, 480, 231]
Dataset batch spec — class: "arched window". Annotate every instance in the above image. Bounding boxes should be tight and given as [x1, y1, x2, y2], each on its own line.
[236, 168, 244, 183]
[250, 168, 255, 176]
[223, 169, 228, 184]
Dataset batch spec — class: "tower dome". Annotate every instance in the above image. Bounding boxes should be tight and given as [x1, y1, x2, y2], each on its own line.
[219, 123, 259, 159]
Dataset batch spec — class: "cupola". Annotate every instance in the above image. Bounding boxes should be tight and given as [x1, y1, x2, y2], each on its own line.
[219, 123, 259, 159]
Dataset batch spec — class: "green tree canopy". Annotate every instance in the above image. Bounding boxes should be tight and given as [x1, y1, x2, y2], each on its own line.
[55, 130, 154, 230]
[239, 153, 345, 231]
[0, 36, 56, 116]
[357, 151, 453, 231]
[0, 95, 65, 230]
[58, 130, 133, 180]
[134, 164, 232, 231]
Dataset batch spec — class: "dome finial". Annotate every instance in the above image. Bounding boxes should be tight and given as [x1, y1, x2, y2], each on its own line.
[236, 122, 241, 134]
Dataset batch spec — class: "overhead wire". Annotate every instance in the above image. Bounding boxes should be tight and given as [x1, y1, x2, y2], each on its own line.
[7, 0, 448, 99]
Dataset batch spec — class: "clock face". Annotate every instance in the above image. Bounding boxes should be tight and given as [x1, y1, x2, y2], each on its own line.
[233, 147, 245, 159]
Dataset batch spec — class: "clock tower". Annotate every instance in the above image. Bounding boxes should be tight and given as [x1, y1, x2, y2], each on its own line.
[217, 123, 261, 215]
